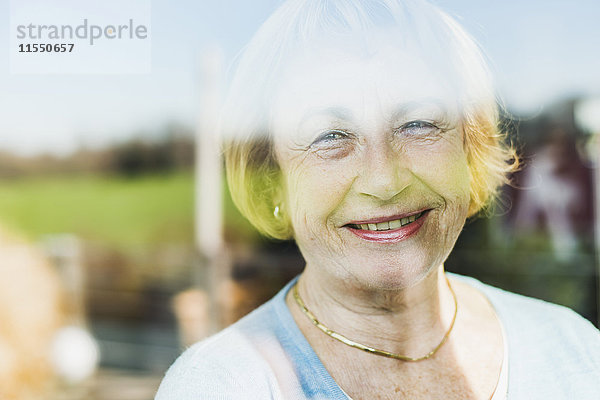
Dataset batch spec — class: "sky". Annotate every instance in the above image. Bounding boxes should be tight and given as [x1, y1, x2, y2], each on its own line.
[1, 0, 599, 156]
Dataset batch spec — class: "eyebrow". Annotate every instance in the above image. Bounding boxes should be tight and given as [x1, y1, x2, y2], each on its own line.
[299, 106, 355, 125]
[297, 99, 452, 128]
[388, 99, 450, 122]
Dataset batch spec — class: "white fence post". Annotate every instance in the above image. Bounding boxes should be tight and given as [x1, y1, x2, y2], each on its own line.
[195, 46, 230, 334]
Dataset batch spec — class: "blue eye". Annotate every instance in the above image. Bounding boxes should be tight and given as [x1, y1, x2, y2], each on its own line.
[399, 120, 439, 136]
[313, 130, 349, 144]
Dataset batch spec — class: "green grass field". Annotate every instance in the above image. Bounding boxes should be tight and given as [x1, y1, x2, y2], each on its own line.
[0, 172, 258, 249]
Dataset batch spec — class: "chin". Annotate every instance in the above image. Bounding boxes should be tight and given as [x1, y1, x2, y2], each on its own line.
[351, 255, 440, 292]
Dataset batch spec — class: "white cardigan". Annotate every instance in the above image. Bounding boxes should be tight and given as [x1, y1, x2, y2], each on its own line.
[156, 274, 600, 399]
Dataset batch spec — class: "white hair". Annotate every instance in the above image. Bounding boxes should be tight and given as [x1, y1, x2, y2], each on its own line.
[220, 0, 495, 141]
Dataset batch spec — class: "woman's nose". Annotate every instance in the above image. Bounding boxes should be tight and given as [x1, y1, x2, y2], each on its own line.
[353, 141, 412, 201]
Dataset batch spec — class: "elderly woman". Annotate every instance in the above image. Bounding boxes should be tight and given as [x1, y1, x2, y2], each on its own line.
[157, 0, 600, 399]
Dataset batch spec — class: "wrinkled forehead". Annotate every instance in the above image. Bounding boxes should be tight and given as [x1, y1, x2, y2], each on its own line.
[270, 35, 460, 133]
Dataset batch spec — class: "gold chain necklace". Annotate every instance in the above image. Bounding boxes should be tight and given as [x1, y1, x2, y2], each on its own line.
[292, 276, 458, 362]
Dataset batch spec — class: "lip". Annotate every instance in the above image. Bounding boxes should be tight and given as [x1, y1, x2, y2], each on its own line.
[344, 209, 430, 243]
[346, 208, 430, 225]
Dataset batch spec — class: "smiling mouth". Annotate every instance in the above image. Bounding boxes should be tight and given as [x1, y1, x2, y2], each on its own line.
[346, 211, 426, 231]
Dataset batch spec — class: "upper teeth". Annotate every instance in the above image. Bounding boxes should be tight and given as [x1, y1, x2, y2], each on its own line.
[355, 213, 422, 231]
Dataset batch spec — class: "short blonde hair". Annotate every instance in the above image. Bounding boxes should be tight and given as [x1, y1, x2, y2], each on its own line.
[223, 0, 518, 240]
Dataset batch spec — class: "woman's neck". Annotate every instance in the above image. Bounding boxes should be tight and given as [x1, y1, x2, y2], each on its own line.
[290, 264, 456, 358]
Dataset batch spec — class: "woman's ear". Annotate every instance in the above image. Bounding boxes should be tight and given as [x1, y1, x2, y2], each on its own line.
[271, 184, 284, 220]
[270, 181, 295, 239]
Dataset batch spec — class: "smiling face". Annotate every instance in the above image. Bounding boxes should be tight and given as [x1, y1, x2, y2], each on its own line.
[271, 42, 472, 291]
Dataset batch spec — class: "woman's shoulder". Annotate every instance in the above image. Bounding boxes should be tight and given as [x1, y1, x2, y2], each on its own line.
[457, 274, 599, 336]
[154, 329, 273, 399]
[451, 273, 599, 355]
[155, 288, 293, 399]
[453, 273, 600, 395]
